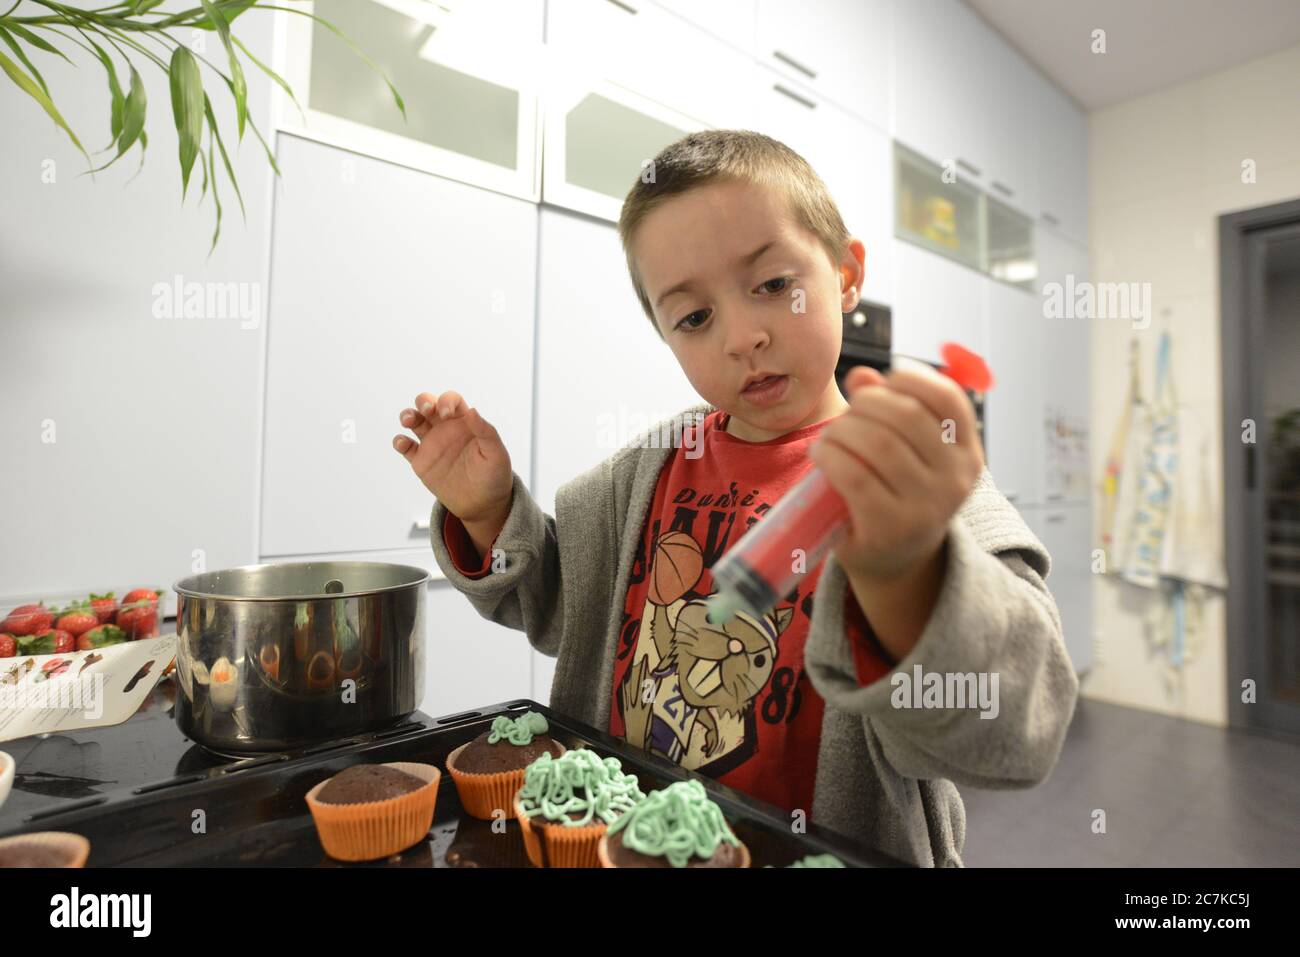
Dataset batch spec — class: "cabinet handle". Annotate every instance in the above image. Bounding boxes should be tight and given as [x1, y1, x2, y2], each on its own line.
[772, 49, 817, 80]
[603, 0, 638, 13]
[956, 158, 982, 177]
[991, 180, 1014, 198]
[1041, 211, 1060, 227]
[412, 517, 431, 533]
[1046, 493, 1063, 502]
[772, 83, 816, 110]
[1005, 491, 1020, 503]
[1046, 513, 1065, 524]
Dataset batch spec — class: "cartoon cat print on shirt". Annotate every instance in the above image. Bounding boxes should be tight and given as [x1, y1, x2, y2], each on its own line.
[618, 530, 793, 775]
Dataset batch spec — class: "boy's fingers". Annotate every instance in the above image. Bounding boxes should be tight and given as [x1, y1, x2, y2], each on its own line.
[883, 363, 976, 445]
[392, 434, 418, 461]
[412, 391, 465, 419]
[399, 407, 432, 438]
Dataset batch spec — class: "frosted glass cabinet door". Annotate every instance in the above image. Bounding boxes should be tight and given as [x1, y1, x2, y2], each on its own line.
[260, 135, 537, 559]
[275, 0, 543, 201]
[542, 79, 705, 223]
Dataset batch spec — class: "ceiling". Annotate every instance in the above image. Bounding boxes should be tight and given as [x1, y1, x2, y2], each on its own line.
[964, 0, 1300, 111]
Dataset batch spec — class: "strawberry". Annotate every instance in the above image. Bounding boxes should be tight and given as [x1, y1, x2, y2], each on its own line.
[122, 588, 160, 606]
[116, 603, 158, 640]
[77, 624, 127, 650]
[25, 629, 74, 655]
[56, 611, 99, 638]
[0, 634, 14, 658]
[1, 604, 54, 636]
[89, 593, 117, 624]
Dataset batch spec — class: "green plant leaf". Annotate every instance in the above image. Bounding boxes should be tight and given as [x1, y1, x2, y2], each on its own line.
[0, 47, 87, 157]
[1, 22, 73, 65]
[131, 0, 168, 14]
[231, 32, 302, 124]
[117, 64, 146, 156]
[167, 44, 204, 198]
[203, 91, 245, 219]
[80, 35, 126, 152]
[0, 24, 49, 94]
[199, 0, 245, 139]
[189, 0, 257, 31]
[205, 128, 223, 255]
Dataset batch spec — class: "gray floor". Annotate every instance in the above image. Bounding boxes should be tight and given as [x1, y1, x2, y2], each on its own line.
[959, 696, 1300, 866]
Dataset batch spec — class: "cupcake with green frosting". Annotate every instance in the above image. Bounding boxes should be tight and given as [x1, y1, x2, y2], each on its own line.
[512, 748, 645, 868]
[598, 779, 749, 868]
[445, 710, 566, 821]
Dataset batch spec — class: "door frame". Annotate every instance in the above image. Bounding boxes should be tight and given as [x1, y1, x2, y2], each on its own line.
[1219, 197, 1300, 736]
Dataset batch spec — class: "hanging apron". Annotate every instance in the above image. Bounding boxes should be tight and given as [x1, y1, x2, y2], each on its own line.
[1119, 331, 1179, 589]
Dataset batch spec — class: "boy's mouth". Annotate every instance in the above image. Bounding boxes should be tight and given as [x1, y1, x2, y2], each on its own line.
[741, 374, 789, 403]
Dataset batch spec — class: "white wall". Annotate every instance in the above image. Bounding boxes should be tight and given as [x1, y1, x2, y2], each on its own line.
[0, 4, 276, 606]
[1087, 41, 1300, 725]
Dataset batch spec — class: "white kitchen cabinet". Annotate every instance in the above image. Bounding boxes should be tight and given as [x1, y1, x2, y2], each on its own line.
[1021, 503, 1094, 674]
[541, 76, 706, 222]
[891, 0, 1036, 210]
[653, 0, 757, 54]
[546, 0, 754, 130]
[1036, 227, 1092, 505]
[755, 0, 891, 133]
[890, 240, 985, 367]
[261, 133, 537, 559]
[422, 583, 534, 717]
[739, 65, 894, 306]
[983, 276, 1043, 508]
[1033, 78, 1090, 245]
[275, 0, 544, 202]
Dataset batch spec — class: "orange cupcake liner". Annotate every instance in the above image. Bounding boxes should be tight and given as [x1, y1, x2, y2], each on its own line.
[597, 831, 751, 868]
[445, 740, 567, 821]
[512, 794, 606, 868]
[0, 831, 90, 868]
[305, 761, 440, 862]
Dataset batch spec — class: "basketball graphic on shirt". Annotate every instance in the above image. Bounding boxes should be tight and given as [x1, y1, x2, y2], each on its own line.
[647, 531, 703, 606]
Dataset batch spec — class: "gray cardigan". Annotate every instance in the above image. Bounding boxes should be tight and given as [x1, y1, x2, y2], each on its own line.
[428, 402, 1079, 867]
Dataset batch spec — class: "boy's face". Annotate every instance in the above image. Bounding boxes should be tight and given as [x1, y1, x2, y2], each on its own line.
[632, 178, 866, 442]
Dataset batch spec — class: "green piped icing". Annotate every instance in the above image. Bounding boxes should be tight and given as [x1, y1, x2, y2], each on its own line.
[788, 853, 845, 868]
[516, 749, 644, 827]
[487, 710, 548, 746]
[604, 779, 739, 867]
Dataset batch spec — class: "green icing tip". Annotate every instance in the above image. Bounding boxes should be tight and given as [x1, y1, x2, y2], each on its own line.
[706, 592, 742, 626]
[788, 853, 846, 868]
[516, 748, 644, 827]
[605, 779, 739, 867]
[487, 710, 549, 746]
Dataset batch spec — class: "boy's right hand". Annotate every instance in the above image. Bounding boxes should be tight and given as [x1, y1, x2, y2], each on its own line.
[393, 390, 513, 529]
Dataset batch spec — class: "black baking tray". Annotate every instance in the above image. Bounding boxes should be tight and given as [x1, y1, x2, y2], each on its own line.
[4, 698, 908, 867]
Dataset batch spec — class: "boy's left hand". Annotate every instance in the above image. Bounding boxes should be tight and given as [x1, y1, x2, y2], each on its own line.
[808, 362, 985, 585]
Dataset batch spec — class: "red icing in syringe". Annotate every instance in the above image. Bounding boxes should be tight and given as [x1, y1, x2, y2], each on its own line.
[706, 343, 994, 625]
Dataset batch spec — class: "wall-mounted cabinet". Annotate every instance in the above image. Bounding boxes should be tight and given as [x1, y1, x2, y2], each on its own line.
[260, 134, 537, 559]
[274, 0, 543, 202]
[1022, 503, 1093, 674]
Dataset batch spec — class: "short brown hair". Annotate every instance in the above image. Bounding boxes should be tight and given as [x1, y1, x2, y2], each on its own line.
[617, 129, 850, 340]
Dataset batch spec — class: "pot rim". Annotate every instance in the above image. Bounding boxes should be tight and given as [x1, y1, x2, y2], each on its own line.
[172, 561, 430, 603]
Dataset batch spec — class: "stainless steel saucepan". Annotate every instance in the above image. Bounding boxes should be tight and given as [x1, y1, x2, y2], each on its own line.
[172, 561, 427, 754]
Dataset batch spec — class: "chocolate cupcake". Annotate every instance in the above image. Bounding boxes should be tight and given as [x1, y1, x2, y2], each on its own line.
[787, 852, 846, 867]
[513, 748, 644, 868]
[305, 761, 440, 862]
[445, 711, 566, 820]
[598, 779, 749, 868]
[0, 832, 90, 868]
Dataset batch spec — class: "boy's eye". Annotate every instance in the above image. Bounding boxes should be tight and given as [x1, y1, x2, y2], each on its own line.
[759, 276, 793, 295]
[675, 309, 709, 333]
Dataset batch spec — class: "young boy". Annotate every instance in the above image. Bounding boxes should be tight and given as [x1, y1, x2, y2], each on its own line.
[393, 130, 1079, 868]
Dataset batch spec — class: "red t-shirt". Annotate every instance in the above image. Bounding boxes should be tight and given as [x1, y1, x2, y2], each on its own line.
[442, 409, 896, 816]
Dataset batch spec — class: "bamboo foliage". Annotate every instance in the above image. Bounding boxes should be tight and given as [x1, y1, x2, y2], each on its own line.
[0, 0, 406, 252]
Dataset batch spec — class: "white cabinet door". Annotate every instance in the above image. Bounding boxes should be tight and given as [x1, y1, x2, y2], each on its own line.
[1034, 79, 1089, 245]
[541, 77, 705, 223]
[545, 0, 753, 129]
[1037, 228, 1092, 505]
[653, 0, 757, 54]
[276, 0, 544, 202]
[892, 0, 1037, 207]
[983, 277, 1043, 508]
[1022, 504, 1093, 674]
[738, 65, 894, 306]
[891, 240, 985, 367]
[261, 134, 537, 559]
[755, 0, 891, 132]
[422, 583, 533, 717]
